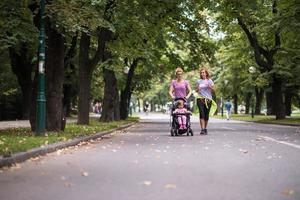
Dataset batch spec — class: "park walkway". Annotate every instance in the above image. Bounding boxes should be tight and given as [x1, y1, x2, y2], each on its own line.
[1, 112, 299, 200]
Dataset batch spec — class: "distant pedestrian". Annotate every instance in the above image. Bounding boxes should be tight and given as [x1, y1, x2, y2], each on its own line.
[195, 67, 217, 135]
[224, 99, 232, 120]
[144, 101, 149, 115]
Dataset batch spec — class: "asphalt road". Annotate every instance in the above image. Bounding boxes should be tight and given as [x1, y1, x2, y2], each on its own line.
[0, 113, 299, 200]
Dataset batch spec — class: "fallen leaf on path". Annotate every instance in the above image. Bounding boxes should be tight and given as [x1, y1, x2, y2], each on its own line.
[282, 188, 294, 196]
[30, 156, 41, 162]
[165, 184, 176, 189]
[64, 182, 73, 187]
[56, 150, 63, 155]
[238, 149, 248, 153]
[81, 171, 89, 177]
[9, 164, 21, 171]
[142, 181, 152, 186]
[40, 171, 47, 176]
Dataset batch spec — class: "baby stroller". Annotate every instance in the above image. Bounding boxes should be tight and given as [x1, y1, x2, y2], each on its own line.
[170, 98, 193, 136]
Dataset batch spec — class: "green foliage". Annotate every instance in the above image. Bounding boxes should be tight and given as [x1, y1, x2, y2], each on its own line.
[0, 0, 38, 50]
[212, 0, 300, 107]
[47, 0, 113, 33]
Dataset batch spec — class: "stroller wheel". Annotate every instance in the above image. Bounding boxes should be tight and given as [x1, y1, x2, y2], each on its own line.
[171, 129, 174, 136]
[174, 129, 178, 136]
[190, 129, 193, 136]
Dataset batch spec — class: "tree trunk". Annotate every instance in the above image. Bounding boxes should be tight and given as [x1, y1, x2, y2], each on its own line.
[120, 90, 130, 120]
[64, 34, 78, 117]
[297, 95, 300, 111]
[29, 67, 38, 131]
[272, 76, 285, 119]
[114, 89, 120, 121]
[255, 87, 264, 115]
[120, 59, 139, 120]
[45, 20, 65, 131]
[101, 68, 118, 122]
[285, 90, 292, 116]
[9, 43, 33, 119]
[233, 94, 238, 114]
[266, 91, 274, 115]
[237, 12, 284, 119]
[77, 26, 113, 124]
[78, 33, 92, 124]
[245, 92, 251, 114]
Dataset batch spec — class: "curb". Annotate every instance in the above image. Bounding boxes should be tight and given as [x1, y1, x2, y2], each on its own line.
[0, 122, 136, 168]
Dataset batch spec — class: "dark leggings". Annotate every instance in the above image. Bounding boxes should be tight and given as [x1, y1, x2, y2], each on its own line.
[197, 98, 212, 121]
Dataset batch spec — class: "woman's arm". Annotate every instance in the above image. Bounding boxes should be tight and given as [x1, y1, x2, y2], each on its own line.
[169, 83, 175, 99]
[186, 83, 192, 99]
[195, 81, 200, 93]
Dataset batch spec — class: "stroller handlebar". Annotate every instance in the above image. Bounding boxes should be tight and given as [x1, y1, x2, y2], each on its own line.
[172, 112, 192, 116]
[173, 97, 187, 102]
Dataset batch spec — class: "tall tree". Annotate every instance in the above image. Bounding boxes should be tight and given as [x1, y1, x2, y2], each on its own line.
[0, 1, 38, 120]
[212, 0, 300, 119]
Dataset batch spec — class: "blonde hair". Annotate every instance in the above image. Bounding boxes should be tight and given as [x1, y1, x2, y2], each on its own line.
[200, 67, 210, 79]
[177, 100, 184, 107]
[175, 67, 183, 75]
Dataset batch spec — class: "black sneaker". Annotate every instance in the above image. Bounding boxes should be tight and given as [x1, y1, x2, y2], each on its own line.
[200, 129, 205, 135]
[204, 129, 208, 135]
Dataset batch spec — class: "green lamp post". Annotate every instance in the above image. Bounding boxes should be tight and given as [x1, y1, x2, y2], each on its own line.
[249, 66, 256, 119]
[36, 0, 46, 135]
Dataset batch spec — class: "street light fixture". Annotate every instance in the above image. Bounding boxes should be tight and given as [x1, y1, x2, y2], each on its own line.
[123, 66, 130, 74]
[248, 66, 256, 118]
[36, 0, 46, 135]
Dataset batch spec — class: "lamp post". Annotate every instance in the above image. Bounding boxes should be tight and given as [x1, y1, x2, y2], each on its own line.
[221, 79, 229, 117]
[123, 66, 130, 74]
[36, 0, 46, 135]
[248, 66, 256, 118]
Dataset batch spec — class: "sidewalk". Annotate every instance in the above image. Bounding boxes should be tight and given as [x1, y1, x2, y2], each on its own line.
[0, 119, 77, 130]
[0, 120, 30, 130]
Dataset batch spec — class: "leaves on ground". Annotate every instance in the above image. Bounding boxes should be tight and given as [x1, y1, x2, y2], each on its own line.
[81, 171, 89, 177]
[282, 188, 294, 196]
[142, 181, 152, 186]
[238, 148, 248, 153]
[164, 184, 176, 189]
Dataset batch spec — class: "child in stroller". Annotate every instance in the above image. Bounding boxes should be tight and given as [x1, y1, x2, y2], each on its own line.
[170, 98, 193, 136]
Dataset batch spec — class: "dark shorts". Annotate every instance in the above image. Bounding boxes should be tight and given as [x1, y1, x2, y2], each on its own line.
[197, 98, 212, 121]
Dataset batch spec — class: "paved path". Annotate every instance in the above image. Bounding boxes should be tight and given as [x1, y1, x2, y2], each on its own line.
[0, 113, 300, 200]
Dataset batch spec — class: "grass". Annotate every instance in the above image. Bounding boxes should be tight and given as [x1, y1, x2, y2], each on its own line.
[0, 117, 138, 156]
[214, 113, 300, 125]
